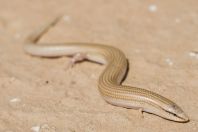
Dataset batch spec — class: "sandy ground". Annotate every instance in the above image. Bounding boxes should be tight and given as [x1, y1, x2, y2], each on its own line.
[0, 0, 198, 131]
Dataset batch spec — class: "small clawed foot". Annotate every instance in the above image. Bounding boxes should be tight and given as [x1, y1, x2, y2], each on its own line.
[138, 108, 144, 118]
[66, 53, 87, 69]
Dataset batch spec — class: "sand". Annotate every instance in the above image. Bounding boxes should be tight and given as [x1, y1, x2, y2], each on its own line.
[0, 0, 198, 131]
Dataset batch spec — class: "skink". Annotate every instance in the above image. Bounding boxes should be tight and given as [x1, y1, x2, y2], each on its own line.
[24, 17, 189, 122]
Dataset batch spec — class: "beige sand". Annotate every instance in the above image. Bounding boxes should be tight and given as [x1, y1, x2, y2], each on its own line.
[0, 0, 198, 131]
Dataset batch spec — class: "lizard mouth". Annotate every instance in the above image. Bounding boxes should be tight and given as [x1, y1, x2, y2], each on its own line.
[165, 110, 189, 122]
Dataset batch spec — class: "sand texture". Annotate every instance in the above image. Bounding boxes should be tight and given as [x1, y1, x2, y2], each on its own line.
[0, 0, 198, 131]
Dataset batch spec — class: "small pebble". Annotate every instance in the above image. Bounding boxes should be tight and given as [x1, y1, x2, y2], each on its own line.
[40, 124, 56, 132]
[41, 124, 50, 129]
[31, 126, 40, 132]
[165, 58, 173, 66]
[10, 98, 21, 103]
[148, 4, 157, 12]
[189, 51, 198, 59]
[63, 15, 71, 22]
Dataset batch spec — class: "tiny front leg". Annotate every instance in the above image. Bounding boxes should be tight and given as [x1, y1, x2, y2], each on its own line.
[138, 108, 144, 118]
[66, 53, 87, 69]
